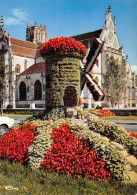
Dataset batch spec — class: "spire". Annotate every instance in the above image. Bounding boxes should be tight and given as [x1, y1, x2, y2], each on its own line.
[105, 10, 108, 21]
[108, 6, 111, 15]
[1, 14, 4, 26]
[105, 10, 108, 29]
[114, 15, 116, 33]
[34, 21, 37, 26]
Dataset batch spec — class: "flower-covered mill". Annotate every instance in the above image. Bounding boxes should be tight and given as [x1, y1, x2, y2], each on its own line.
[40, 36, 105, 109]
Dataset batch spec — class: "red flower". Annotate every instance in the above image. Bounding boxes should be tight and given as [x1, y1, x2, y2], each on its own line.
[39, 36, 86, 59]
[40, 124, 112, 180]
[0, 123, 38, 164]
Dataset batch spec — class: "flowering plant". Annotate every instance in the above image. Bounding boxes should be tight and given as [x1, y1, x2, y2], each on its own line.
[0, 123, 38, 164]
[99, 109, 115, 117]
[39, 36, 86, 59]
[40, 124, 112, 180]
[126, 129, 137, 139]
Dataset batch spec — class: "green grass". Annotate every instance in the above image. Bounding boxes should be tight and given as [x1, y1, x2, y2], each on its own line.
[0, 114, 32, 117]
[103, 116, 137, 120]
[0, 159, 137, 195]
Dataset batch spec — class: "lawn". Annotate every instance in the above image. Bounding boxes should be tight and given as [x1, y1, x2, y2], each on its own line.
[103, 116, 137, 120]
[0, 159, 137, 195]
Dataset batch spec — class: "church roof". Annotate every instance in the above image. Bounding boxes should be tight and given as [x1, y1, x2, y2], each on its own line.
[72, 29, 102, 48]
[9, 37, 40, 58]
[19, 62, 45, 76]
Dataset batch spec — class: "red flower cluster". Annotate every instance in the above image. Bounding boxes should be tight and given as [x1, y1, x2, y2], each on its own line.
[126, 129, 137, 139]
[99, 109, 115, 117]
[40, 124, 112, 180]
[0, 123, 38, 164]
[39, 36, 86, 59]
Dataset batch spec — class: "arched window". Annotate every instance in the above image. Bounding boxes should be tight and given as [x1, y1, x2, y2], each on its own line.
[19, 82, 26, 100]
[64, 86, 77, 107]
[15, 64, 21, 74]
[34, 80, 42, 100]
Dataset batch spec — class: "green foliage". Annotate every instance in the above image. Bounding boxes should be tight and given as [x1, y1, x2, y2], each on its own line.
[84, 111, 137, 158]
[103, 56, 126, 107]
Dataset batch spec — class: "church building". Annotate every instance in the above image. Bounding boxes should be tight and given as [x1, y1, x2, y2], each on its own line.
[0, 6, 136, 110]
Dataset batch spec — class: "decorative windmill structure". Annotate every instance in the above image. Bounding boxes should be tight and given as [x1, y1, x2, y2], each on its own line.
[40, 36, 105, 110]
[80, 37, 104, 102]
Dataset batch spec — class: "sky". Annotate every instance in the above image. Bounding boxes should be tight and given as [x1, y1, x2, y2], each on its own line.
[0, 0, 137, 72]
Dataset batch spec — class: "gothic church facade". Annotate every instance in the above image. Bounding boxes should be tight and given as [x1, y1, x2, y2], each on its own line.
[0, 6, 136, 109]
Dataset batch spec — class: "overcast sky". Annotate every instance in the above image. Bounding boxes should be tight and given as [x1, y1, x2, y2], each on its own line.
[0, 0, 137, 72]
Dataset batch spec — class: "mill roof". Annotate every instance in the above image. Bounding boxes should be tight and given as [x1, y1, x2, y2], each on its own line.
[19, 62, 45, 76]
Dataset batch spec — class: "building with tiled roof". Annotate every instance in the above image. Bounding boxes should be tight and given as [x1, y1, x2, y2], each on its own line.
[0, 6, 136, 110]
[0, 15, 46, 109]
[16, 63, 45, 108]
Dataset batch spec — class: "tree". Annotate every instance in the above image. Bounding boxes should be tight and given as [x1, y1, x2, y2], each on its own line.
[103, 56, 126, 108]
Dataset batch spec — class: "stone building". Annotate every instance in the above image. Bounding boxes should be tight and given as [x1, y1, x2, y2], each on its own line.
[0, 15, 46, 109]
[73, 6, 137, 108]
[0, 6, 136, 109]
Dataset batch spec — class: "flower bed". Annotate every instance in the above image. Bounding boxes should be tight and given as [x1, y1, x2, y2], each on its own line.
[99, 109, 115, 117]
[84, 111, 137, 158]
[40, 124, 112, 181]
[10, 117, 132, 181]
[126, 129, 137, 139]
[40, 36, 86, 59]
[90, 109, 115, 117]
[0, 123, 38, 164]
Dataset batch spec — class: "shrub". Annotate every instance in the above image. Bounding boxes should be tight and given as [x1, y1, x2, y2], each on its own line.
[40, 124, 112, 181]
[0, 123, 38, 164]
[84, 111, 137, 158]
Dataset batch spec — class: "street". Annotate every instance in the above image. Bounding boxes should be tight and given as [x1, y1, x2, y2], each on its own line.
[10, 116, 137, 134]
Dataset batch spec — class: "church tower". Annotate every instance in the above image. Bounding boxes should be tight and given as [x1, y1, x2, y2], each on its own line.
[26, 22, 47, 44]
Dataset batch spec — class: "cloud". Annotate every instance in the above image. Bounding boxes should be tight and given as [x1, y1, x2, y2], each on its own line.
[4, 8, 28, 26]
[131, 65, 137, 74]
[12, 9, 28, 22]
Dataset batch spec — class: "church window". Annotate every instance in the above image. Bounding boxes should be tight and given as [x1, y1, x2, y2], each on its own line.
[34, 80, 42, 100]
[15, 64, 21, 73]
[19, 82, 26, 100]
[24, 60, 28, 70]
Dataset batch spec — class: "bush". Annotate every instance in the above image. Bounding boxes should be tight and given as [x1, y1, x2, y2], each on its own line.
[84, 111, 137, 158]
